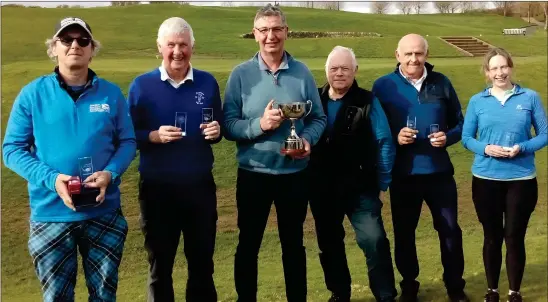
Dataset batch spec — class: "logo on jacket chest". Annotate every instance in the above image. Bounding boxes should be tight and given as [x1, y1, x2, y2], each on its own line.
[195, 92, 205, 104]
[89, 103, 110, 113]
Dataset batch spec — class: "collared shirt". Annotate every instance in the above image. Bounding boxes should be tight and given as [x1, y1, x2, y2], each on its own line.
[159, 62, 194, 88]
[488, 85, 516, 106]
[399, 66, 428, 91]
[257, 52, 289, 85]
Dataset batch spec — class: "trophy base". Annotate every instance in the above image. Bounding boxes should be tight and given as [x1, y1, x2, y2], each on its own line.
[72, 187, 101, 209]
[280, 148, 306, 157]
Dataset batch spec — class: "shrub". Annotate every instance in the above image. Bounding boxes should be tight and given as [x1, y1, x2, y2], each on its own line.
[240, 31, 382, 39]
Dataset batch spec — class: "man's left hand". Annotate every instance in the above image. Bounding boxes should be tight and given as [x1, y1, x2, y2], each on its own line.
[83, 171, 112, 203]
[201, 121, 221, 140]
[292, 138, 311, 160]
[428, 131, 447, 147]
[508, 144, 520, 158]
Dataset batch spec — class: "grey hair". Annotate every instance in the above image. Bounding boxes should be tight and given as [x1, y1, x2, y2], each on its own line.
[157, 17, 195, 47]
[325, 46, 358, 74]
[45, 37, 102, 63]
[254, 3, 287, 26]
[396, 34, 429, 54]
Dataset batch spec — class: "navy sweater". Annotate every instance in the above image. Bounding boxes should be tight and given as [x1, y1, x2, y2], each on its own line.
[128, 68, 222, 182]
[372, 63, 464, 176]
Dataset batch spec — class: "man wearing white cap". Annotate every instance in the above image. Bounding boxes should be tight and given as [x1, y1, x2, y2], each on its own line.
[2, 17, 136, 302]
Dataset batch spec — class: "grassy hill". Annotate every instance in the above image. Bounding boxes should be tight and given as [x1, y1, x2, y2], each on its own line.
[1, 4, 547, 301]
[2, 4, 546, 64]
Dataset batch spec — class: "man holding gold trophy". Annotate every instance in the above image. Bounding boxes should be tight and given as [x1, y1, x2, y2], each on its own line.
[223, 4, 326, 301]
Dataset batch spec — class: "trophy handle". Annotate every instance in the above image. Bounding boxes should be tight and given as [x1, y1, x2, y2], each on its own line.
[304, 100, 313, 117]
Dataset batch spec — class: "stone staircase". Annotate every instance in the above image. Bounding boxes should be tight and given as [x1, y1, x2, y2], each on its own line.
[440, 36, 493, 57]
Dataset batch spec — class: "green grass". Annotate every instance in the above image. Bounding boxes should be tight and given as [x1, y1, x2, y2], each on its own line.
[1, 5, 547, 302]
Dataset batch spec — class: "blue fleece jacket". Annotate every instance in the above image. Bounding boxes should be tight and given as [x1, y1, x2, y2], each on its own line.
[223, 52, 327, 174]
[462, 85, 547, 179]
[2, 71, 136, 222]
[128, 68, 222, 181]
[372, 63, 464, 176]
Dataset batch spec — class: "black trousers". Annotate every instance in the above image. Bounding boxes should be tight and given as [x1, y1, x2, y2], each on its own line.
[389, 173, 465, 296]
[138, 175, 218, 302]
[472, 176, 538, 291]
[234, 168, 309, 302]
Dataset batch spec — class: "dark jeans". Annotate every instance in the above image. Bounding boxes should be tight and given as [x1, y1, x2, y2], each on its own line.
[310, 191, 397, 301]
[138, 175, 218, 302]
[472, 176, 538, 291]
[390, 173, 465, 296]
[234, 168, 309, 302]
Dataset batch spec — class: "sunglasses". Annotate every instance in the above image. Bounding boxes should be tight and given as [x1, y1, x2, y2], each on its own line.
[58, 36, 91, 47]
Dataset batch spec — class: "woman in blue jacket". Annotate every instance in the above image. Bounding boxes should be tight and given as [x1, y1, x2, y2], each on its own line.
[462, 48, 547, 302]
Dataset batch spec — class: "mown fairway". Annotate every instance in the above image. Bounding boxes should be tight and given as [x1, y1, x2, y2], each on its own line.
[1, 4, 547, 301]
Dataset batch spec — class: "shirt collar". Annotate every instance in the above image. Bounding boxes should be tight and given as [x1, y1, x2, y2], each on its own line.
[159, 62, 194, 83]
[257, 51, 290, 71]
[399, 65, 427, 85]
[481, 84, 524, 97]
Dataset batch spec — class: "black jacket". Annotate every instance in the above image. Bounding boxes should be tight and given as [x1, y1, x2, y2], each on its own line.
[309, 80, 378, 196]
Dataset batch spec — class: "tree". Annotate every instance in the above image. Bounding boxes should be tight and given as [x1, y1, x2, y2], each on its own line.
[321, 2, 341, 10]
[372, 1, 390, 14]
[434, 1, 451, 13]
[493, 1, 514, 16]
[410, 1, 424, 14]
[459, 2, 475, 13]
[397, 2, 412, 14]
[111, 1, 139, 6]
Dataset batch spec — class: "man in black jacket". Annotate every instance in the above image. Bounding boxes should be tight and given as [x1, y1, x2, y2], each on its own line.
[309, 46, 397, 302]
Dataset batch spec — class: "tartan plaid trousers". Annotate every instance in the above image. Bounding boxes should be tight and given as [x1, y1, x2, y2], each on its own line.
[28, 208, 128, 302]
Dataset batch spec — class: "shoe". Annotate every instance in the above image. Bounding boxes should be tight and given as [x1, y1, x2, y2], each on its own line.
[484, 289, 500, 302]
[399, 291, 418, 302]
[507, 292, 522, 302]
[449, 291, 470, 302]
[328, 293, 350, 302]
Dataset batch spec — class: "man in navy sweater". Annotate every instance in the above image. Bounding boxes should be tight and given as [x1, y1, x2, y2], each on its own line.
[127, 17, 222, 302]
[372, 34, 468, 302]
[3, 17, 136, 301]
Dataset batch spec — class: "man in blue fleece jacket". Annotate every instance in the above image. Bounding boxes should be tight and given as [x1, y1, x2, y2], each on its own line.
[372, 34, 468, 302]
[2, 17, 136, 302]
[223, 4, 326, 302]
[309, 46, 397, 302]
[128, 17, 222, 302]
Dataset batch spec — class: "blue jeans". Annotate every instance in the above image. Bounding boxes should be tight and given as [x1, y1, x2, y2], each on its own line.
[310, 191, 397, 301]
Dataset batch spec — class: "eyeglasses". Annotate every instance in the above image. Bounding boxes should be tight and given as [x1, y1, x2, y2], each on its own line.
[57, 36, 91, 47]
[255, 26, 286, 35]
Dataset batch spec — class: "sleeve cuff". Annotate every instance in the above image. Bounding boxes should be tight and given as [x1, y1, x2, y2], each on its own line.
[48, 172, 60, 193]
[251, 118, 264, 138]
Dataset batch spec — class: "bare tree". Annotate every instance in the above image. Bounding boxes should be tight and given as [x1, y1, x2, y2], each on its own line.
[111, 1, 139, 6]
[397, 2, 412, 14]
[410, 1, 424, 14]
[222, 1, 234, 7]
[449, 2, 458, 13]
[493, 1, 514, 16]
[322, 1, 341, 10]
[434, 1, 451, 13]
[459, 2, 474, 13]
[372, 1, 390, 14]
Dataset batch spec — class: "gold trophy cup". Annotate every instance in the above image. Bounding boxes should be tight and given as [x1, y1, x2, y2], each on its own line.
[277, 100, 313, 156]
